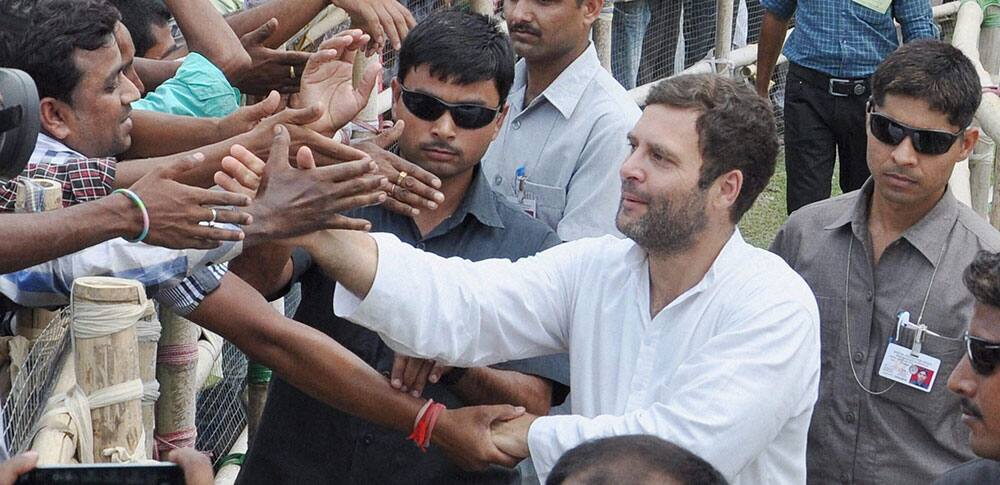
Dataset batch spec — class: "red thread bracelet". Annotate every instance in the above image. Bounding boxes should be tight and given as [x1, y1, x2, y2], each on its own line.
[407, 399, 447, 452]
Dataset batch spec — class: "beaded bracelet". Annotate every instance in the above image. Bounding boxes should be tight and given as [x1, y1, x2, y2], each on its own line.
[113, 188, 150, 243]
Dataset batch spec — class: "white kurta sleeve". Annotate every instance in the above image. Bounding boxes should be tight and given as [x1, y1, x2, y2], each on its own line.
[526, 293, 820, 482]
[333, 233, 581, 367]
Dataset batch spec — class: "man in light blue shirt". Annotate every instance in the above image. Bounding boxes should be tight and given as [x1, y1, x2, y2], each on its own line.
[481, 0, 641, 241]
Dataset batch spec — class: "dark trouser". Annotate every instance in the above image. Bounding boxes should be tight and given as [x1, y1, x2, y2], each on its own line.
[784, 63, 871, 214]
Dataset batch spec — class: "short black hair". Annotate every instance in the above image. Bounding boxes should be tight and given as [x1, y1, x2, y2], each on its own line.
[397, 9, 515, 106]
[872, 39, 981, 129]
[965, 251, 1000, 309]
[644, 74, 779, 223]
[0, 0, 120, 103]
[108, 0, 171, 58]
[547, 435, 728, 485]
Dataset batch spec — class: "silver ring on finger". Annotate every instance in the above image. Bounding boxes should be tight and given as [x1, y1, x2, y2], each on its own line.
[209, 208, 218, 224]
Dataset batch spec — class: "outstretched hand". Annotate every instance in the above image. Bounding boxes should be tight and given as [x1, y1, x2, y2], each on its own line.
[129, 152, 252, 250]
[330, 0, 415, 51]
[226, 125, 386, 244]
[233, 18, 314, 95]
[354, 120, 445, 216]
[291, 30, 381, 136]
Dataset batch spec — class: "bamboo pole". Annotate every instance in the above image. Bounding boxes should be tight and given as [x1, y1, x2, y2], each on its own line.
[213, 427, 248, 485]
[195, 328, 224, 391]
[594, 0, 614, 72]
[155, 310, 200, 454]
[714, 0, 735, 75]
[136, 302, 160, 459]
[951, 1, 1000, 213]
[30, 356, 78, 464]
[13, 179, 62, 342]
[72, 277, 144, 463]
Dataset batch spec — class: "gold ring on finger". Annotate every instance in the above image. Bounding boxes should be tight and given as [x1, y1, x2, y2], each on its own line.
[396, 171, 407, 187]
[289, 65, 296, 79]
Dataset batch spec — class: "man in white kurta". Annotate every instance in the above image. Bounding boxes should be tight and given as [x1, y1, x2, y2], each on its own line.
[293, 74, 821, 484]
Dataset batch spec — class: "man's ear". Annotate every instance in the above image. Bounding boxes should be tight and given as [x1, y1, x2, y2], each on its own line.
[39, 97, 73, 140]
[491, 102, 510, 141]
[582, 0, 603, 25]
[712, 169, 743, 217]
[957, 126, 980, 160]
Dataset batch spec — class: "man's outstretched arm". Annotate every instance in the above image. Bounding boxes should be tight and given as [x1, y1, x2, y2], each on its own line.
[297, 230, 571, 366]
[186, 272, 525, 470]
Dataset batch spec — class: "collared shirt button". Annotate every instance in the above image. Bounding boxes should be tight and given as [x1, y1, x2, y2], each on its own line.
[416, 242, 426, 250]
[846, 412, 856, 424]
[363, 434, 374, 445]
[866, 291, 873, 302]
[512, 120, 521, 130]
[853, 351, 864, 363]
[494, 175, 503, 186]
[840, 472, 850, 483]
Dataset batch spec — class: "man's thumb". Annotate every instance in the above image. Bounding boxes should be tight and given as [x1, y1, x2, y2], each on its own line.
[244, 18, 278, 45]
[374, 119, 405, 149]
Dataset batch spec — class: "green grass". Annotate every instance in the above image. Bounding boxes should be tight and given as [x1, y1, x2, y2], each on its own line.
[738, 153, 842, 248]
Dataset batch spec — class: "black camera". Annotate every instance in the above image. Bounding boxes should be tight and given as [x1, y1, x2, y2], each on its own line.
[1, 0, 40, 179]
[0, 69, 39, 180]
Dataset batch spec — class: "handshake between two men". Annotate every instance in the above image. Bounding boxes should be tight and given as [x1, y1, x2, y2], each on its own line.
[204, 29, 537, 472]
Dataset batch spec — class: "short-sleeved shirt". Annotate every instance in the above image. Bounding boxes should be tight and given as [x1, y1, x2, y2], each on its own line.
[770, 179, 1000, 484]
[760, 0, 937, 78]
[131, 52, 241, 118]
[238, 169, 568, 485]
[933, 458, 1000, 484]
[481, 43, 640, 241]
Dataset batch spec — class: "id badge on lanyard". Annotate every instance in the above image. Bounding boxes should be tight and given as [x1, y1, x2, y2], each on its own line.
[877, 311, 942, 392]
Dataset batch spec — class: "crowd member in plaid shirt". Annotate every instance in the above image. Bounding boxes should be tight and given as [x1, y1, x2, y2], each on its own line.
[755, 0, 937, 214]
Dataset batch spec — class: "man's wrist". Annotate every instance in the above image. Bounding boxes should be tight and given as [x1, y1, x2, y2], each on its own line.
[105, 190, 144, 240]
[439, 367, 468, 386]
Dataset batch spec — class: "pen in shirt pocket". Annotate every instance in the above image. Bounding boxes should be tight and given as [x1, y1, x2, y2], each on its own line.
[515, 164, 528, 201]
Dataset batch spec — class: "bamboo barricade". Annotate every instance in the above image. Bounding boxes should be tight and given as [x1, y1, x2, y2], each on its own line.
[714, 0, 735, 74]
[30, 357, 78, 464]
[155, 310, 200, 455]
[951, 0, 1000, 212]
[213, 427, 248, 485]
[195, 328, 225, 391]
[136, 302, 161, 459]
[71, 277, 145, 463]
[13, 179, 62, 343]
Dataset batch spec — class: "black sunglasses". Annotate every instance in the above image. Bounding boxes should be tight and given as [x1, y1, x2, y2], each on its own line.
[399, 84, 500, 130]
[867, 104, 965, 155]
[964, 331, 1000, 375]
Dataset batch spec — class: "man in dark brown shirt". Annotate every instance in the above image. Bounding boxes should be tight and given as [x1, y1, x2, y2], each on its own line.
[771, 40, 1000, 484]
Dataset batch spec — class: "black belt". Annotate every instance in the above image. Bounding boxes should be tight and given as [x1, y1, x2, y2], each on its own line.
[789, 63, 870, 98]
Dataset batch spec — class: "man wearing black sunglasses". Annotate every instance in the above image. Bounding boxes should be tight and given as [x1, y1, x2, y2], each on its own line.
[934, 250, 1000, 484]
[771, 39, 1000, 484]
[236, 11, 570, 484]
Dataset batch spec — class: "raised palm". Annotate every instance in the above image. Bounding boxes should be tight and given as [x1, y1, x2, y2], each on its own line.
[292, 30, 381, 136]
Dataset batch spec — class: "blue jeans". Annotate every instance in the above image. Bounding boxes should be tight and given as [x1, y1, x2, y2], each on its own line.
[611, 0, 651, 90]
